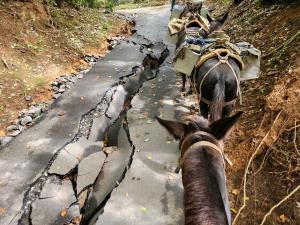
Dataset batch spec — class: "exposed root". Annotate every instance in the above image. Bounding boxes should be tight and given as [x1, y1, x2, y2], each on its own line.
[259, 185, 300, 225]
[232, 110, 284, 225]
[262, 30, 300, 59]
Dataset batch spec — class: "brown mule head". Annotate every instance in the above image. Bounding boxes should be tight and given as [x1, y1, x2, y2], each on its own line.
[156, 111, 242, 146]
[156, 112, 243, 225]
[207, 11, 229, 33]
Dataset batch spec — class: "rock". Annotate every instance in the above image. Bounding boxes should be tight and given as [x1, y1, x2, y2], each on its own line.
[40, 103, 50, 112]
[68, 77, 77, 83]
[21, 106, 42, 118]
[52, 86, 59, 92]
[24, 96, 32, 101]
[48, 150, 79, 176]
[0, 136, 13, 147]
[77, 74, 84, 79]
[7, 130, 21, 137]
[20, 116, 33, 126]
[31, 180, 77, 225]
[53, 93, 62, 99]
[66, 82, 73, 88]
[6, 125, 20, 133]
[57, 76, 67, 84]
[58, 84, 66, 93]
[51, 81, 59, 86]
[76, 151, 106, 194]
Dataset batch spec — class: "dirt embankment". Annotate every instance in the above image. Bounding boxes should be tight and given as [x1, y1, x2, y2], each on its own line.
[0, 0, 132, 134]
[210, 0, 300, 224]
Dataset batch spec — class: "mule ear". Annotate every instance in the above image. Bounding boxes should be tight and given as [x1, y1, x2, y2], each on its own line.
[197, 2, 203, 10]
[218, 11, 229, 25]
[209, 111, 243, 140]
[207, 14, 213, 23]
[156, 116, 187, 140]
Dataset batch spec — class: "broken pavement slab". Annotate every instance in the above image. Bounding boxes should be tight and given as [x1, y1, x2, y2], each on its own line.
[77, 151, 106, 194]
[31, 179, 78, 225]
[48, 137, 103, 176]
[83, 122, 133, 224]
[64, 137, 103, 161]
[48, 150, 78, 176]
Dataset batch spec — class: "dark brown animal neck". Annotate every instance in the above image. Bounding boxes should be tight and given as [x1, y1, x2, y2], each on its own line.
[182, 147, 228, 225]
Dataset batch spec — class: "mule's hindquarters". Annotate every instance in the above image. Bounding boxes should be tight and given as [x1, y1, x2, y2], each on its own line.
[193, 58, 241, 121]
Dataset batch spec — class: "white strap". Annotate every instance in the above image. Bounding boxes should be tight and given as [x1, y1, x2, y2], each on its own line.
[196, 54, 242, 106]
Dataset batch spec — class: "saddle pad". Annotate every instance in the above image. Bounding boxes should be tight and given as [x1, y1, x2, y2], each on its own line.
[236, 42, 261, 81]
[173, 44, 201, 76]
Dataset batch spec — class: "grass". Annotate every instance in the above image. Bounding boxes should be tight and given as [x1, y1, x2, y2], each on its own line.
[33, 77, 47, 88]
[50, 6, 116, 51]
[115, 0, 167, 10]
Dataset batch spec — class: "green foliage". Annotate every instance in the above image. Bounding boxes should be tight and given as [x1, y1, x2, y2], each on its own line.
[258, 0, 298, 5]
[43, 0, 106, 8]
[104, 0, 114, 12]
[115, 0, 167, 10]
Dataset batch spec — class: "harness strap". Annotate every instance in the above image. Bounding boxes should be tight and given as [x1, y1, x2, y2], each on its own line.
[179, 141, 225, 170]
[175, 131, 232, 173]
[175, 131, 233, 225]
[195, 52, 242, 107]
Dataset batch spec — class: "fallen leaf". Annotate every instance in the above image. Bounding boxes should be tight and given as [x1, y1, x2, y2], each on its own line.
[0, 130, 5, 137]
[144, 138, 149, 142]
[278, 214, 287, 223]
[58, 112, 65, 117]
[72, 216, 81, 224]
[125, 192, 129, 197]
[231, 189, 240, 196]
[166, 141, 171, 144]
[0, 207, 5, 215]
[231, 208, 237, 214]
[146, 120, 152, 124]
[60, 209, 67, 217]
[140, 207, 147, 212]
[80, 96, 85, 101]
[147, 155, 152, 160]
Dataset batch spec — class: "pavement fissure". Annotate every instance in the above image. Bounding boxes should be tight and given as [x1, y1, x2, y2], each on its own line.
[15, 35, 169, 225]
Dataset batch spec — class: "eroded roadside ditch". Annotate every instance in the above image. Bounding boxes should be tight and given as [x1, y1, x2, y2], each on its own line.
[16, 34, 169, 225]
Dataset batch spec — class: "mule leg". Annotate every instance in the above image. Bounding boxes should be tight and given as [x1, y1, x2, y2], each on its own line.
[200, 101, 209, 119]
[222, 104, 234, 118]
[181, 73, 186, 92]
[182, 74, 186, 93]
[187, 87, 193, 95]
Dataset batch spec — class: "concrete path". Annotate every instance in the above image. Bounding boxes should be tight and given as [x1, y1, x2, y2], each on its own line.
[94, 6, 188, 225]
[0, 5, 197, 225]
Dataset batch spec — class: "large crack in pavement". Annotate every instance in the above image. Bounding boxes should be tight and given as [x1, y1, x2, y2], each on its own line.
[15, 36, 169, 225]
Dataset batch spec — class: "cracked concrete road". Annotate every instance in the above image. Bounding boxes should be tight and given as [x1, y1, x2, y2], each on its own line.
[94, 6, 189, 225]
[0, 5, 194, 225]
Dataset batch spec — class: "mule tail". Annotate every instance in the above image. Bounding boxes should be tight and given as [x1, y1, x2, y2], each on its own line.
[210, 77, 225, 122]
